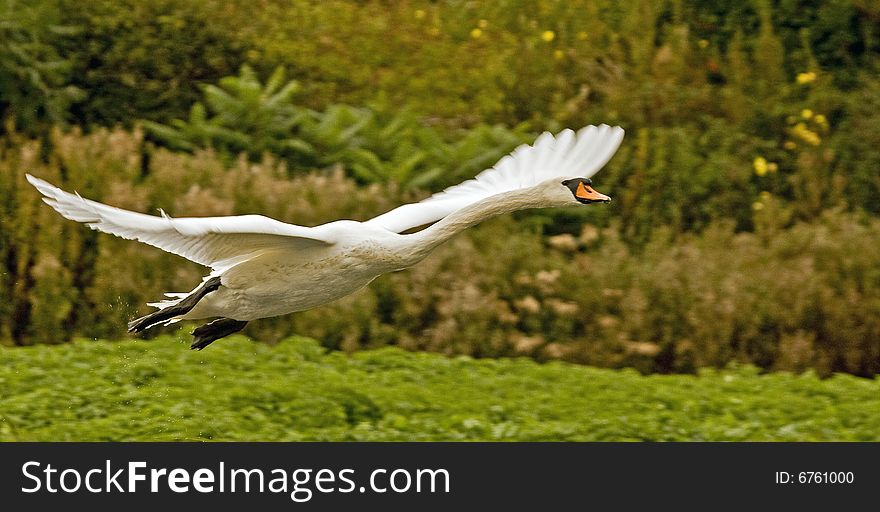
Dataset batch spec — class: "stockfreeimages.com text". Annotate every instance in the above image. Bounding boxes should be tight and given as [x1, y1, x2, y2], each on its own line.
[21, 461, 450, 502]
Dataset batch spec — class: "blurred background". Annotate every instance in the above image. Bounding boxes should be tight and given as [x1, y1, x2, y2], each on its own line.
[1, 0, 879, 430]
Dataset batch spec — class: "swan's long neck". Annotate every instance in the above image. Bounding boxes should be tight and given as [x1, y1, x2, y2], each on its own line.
[400, 186, 557, 263]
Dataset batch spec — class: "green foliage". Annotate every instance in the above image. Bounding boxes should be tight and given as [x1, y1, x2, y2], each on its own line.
[9, 0, 880, 132]
[145, 66, 533, 190]
[58, 0, 248, 126]
[301, 106, 532, 190]
[1, 336, 878, 441]
[234, 0, 880, 125]
[142, 65, 313, 162]
[0, 0, 83, 131]
[830, 70, 880, 215]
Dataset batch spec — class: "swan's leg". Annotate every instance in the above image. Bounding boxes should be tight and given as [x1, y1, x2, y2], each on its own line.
[190, 318, 248, 350]
[128, 276, 223, 333]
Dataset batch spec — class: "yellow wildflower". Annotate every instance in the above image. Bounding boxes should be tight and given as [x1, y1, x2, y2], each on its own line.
[752, 201, 765, 211]
[814, 114, 827, 126]
[698, 39, 709, 49]
[414, 9, 426, 20]
[783, 141, 797, 150]
[478, 19, 488, 29]
[796, 71, 817, 84]
[753, 157, 768, 176]
[576, 31, 588, 40]
[541, 30, 556, 42]
[767, 162, 778, 173]
[792, 123, 821, 146]
[801, 109, 813, 119]
[470, 28, 483, 39]
[554, 50, 565, 60]
[760, 191, 772, 200]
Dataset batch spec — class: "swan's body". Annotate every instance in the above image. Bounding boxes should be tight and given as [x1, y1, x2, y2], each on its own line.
[27, 124, 624, 349]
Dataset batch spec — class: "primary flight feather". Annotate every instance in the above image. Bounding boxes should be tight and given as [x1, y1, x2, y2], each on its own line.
[27, 124, 624, 349]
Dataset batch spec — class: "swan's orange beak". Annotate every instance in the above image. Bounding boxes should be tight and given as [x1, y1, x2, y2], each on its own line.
[576, 182, 611, 203]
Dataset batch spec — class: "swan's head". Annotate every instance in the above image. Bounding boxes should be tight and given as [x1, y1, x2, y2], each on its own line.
[560, 178, 611, 204]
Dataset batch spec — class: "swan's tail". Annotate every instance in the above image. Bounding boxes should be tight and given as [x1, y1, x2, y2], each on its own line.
[128, 276, 222, 333]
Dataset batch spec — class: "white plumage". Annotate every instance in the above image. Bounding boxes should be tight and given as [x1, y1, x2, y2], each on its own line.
[367, 124, 623, 232]
[27, 124, 624, 349]
[28, 179, 333, 271]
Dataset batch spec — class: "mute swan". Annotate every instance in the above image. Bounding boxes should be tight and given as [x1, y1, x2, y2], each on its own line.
[26, 124, 623, 349]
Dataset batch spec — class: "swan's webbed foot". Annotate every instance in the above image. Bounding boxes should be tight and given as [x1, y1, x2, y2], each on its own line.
[190, 318, 248, 350]
[129, 276, 223, 333]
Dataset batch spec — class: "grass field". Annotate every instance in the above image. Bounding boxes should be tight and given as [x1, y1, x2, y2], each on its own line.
[1, 334, 878, 442]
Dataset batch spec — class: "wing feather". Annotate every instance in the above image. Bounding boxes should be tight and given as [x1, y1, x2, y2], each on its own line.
[27, 175, 333, 270]
[367, 124, 624, 233]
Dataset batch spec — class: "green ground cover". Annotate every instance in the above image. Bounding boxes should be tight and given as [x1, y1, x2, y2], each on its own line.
[1, 334, 877, 441]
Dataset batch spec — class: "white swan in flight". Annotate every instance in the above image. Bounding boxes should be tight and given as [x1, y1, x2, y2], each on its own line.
[27, 124, 624, 349]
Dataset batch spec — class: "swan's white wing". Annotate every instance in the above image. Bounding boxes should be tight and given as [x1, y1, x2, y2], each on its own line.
[366, 124, 624, 233]
[27, 174, 333, 270]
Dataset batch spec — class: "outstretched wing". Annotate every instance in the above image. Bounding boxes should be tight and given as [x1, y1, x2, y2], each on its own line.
[27, 174, 334, 270]
[366, 124, 624, 233]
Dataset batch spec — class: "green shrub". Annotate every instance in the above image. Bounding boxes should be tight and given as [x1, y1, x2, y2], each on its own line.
[1, 336, 878, 441]
[9, 0, 880, 133]
[144, 66, 533, 190]
[0, 0, 83, 132]
[58, 0, 248, 126]
[142, 65, 314, 162]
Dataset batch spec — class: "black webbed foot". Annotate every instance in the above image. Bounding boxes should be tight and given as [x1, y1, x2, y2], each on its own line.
[129, 276, 223, 333]
[190, 318, 248, 350]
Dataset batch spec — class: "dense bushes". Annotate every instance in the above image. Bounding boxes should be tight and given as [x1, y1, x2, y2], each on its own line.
[3, 129, 879, 376]
[6, 1, 880, 131]
[142, 65, 533, 190]
[0, 0, 83, 131]
[58, 0, 247, 127]
[238, 0, 880, 127]
[3, 336, 878, 441]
